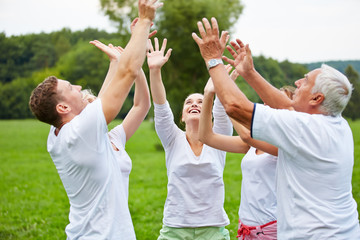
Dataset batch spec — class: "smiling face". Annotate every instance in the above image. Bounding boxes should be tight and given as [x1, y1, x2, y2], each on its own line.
[292, 69, 321, 113]
[56, 79, 88, 116]
[181, 93, 204, 123]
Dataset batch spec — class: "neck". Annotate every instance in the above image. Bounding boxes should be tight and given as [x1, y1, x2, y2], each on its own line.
[185, 122, 203, 148]
[54, 121, 67, 136]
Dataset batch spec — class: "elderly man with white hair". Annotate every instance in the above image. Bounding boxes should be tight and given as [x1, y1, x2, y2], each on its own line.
[193, 17, 360, 240]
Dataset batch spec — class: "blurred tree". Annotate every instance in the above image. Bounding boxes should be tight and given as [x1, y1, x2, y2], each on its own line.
[343, 65, 360, 120]
[100, 0, 244, 124]
[279, 60, 308, 86]
[56, 39, 134, 118]
[0, 66, 58, 119]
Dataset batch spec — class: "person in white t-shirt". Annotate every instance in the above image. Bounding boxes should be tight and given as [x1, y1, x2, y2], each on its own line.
[147, 37, 232, 240]
[199, 74, 295, 240]
[28, 1, 162, 239]
[192, 17, 360, 240]
[81, 41, 151, 201]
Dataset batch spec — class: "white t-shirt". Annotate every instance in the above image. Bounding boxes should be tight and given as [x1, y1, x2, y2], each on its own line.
[47, 99, 136, 240]
[252, 103, 360, 240]
[108, 124, 132, 201]
[154, 98, 232, 228]
[239, 146, 277, 226]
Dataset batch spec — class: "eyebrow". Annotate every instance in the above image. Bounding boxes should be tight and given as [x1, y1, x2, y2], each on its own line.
[304, 74, 309, 81]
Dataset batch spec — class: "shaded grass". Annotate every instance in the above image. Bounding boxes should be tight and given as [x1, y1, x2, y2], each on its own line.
[0, 119, 359, 239]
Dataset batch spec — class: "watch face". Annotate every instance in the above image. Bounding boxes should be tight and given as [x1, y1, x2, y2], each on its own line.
[209, 59, 217, 65]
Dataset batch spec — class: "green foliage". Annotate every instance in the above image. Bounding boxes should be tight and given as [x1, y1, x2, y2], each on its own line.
[101, 0, 243, 124]
[1, 119, 360, 239]
[0, 29, 127, 119]
[1, 6, 360, 120]
[307, 60, 360, 77]
[343, 65, 360, 120]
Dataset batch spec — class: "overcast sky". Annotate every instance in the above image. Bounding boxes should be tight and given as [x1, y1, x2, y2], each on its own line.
[1, 0, 360, 63]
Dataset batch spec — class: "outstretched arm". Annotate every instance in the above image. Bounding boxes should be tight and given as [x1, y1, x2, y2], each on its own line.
[223, 39, 292, 109]
[192, 17, 253, 130]
[122, 69, 151, 141]
[93, 0, 162, 124]
[92, 17, 157, 98]
[89, 41, 124, 97]
[230, 118, 278, 156]
[199, 77, 250, 153]
[147, 37, 172, 105]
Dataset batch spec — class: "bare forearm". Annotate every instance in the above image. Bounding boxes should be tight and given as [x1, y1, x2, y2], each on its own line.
[149, 68, 167, 104]
[117, 19, 151, 78]
[242, 69, 292, 109]
[133, 69, 151, 108]
[209, 65, 254, 130]
[122, 69, 151, 141]
[98, 60, 118, 96]
[199, 90, 215, 143]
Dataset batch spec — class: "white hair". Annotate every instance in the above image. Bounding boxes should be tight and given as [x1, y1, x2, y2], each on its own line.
[311, 64, 352, 116]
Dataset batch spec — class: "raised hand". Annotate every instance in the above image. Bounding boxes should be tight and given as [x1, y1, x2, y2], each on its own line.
[89, 40, 124, 62]
[222, 39, 254, 77]
[147, 37, 172, 69]
[138, 0, 163, 22]
[192, 17, 229, 63]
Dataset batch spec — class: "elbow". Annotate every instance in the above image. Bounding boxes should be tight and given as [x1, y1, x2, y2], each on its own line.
[118, 64, 139, 81]
[240, 131, 252, 143]
[224, 101, 240, 120]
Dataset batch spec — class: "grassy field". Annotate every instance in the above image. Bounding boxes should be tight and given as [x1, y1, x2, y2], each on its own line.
[0, 119, 359, 239]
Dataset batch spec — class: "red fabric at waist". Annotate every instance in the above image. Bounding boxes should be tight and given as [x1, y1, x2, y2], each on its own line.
[236, 220, 277, 239]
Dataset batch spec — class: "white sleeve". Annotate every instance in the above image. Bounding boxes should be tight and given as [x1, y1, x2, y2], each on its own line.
[154, 101, 181, 148]
[251, 103, 305, 154]
[64, 98, 109, 166]
[108, 124, 126, 149]
[212, 96, 233, 136]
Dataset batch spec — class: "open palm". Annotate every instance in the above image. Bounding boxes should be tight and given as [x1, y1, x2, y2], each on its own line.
[147, 37, 172, 69]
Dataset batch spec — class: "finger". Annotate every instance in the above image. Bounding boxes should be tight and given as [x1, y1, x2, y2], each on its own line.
[245, 44, 252, 56]
[226, 45, 238, 58]
[197, 21, 206, 39]
[202, 18, 212, 36]
[115, 46, 124, 53]
[236, 39, 245, 49]
[154, 37, 159, 51]
[222, 56, 235, 66]
[148, 30, 157, 38]
[148, 39, 154, 52]
[164, 48, 172, 60]
[131, 18, 139, 26]
[130, 18, 139, 33]
[230, 41, 242, 54]
[89, 40, 107, 50]
[153, 0, 163, 9]
[192, 32, 202, 45]
[210, 17, 219, 36]
[230, 70, 239, 81]
[225, 64, 232, 73]
[220, 31, 229, 47]
[160, 38, 167, 52]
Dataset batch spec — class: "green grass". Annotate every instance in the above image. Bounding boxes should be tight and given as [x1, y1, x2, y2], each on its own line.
[0, 119, 359, 239]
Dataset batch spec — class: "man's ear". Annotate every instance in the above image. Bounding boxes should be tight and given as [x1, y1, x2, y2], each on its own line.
[310, 93, 324, 106]
[56, 103, 71, 114]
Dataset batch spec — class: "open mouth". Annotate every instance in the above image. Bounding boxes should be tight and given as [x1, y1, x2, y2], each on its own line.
[189, 109, 200, 114]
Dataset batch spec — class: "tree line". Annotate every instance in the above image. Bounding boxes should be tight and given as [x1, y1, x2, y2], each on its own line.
[1, 0, 359, 121]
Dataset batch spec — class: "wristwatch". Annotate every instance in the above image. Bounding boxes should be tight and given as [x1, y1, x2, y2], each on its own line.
[207, 59, 223, 70]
